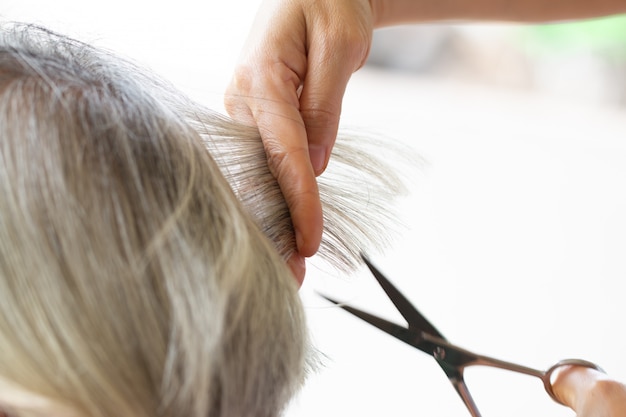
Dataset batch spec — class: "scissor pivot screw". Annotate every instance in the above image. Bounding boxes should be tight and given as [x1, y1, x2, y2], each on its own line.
[434, 346, 446, 360]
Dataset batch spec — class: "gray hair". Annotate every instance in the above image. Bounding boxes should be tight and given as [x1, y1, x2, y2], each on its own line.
[0, 23, 412, 417]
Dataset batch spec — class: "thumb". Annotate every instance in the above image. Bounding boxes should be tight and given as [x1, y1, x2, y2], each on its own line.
[298, 63, 350, 176]
[551, 365, 599, 410]
[551, 364, 626, 416]
[299, 25, 370, 176]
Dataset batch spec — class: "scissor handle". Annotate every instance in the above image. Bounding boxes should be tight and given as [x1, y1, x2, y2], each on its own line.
[543, 359, 606, 406]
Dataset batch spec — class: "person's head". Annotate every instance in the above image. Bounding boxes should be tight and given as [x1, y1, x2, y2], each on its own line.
[0, 23, 409, 417]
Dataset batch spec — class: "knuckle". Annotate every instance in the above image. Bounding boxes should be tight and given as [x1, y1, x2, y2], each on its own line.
[224, 67, 256, 119]
[338, 32, 371, 69]
[230, 65, 254, 94]
[264, 141, 305, 181]
[300, 105, 339, 131]
[263, 142, 317, 197]
[222, 94, 240, 118]
[335, 27, 368, 51]
[321, 17, 371, 63]
[265, 143, 289, 179]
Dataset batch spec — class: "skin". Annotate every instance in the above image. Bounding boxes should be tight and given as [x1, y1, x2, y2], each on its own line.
[225, 0, 374, 281]
[551, 365, 626, 416]
[226, 1, 626, 411]
[1, 366, 625, 416]
[225, 0, 626, 282]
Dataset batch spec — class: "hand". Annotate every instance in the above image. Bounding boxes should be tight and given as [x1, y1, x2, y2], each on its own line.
[225, 0, 375, 280]
[552, 365, 626, 417]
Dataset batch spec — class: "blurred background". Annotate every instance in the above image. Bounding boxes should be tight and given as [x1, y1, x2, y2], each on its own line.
[367, 17, 626, 107]
[3, 2, 626, 417]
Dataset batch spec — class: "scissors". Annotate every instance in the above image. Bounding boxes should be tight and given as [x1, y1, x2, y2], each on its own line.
[320, 255, 604, 417]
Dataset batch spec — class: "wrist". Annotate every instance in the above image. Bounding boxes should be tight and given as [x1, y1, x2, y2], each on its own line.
[369, 0, 412, 28]
[367, 0, 436, 28]
[368, 0, 385, 28]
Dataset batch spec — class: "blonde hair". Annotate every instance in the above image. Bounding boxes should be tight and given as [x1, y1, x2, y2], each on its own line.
[0, 23, 410, 417]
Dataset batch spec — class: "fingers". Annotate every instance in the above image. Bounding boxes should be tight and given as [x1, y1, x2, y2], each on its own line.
[552, 365, 626, 416]
[225, 63, 324, 258]
[299, 45, 352, 175]
[259, 110, 323, 258]
[225, 0, 374, 268]
[225, 0, 324, 259]
[300, 0, 373, 175]
[552, 365, 598, 410]
[287, 252, 306, 286]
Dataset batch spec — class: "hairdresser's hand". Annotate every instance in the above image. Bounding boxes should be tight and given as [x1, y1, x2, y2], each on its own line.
[552, 365, 626, 416]
[225, 0, 375, 277]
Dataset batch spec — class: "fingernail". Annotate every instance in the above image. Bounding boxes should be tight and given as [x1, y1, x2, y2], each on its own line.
[309, 145, 327, 175]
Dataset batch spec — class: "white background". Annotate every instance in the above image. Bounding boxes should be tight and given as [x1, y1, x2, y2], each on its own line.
[3, 2, 626, 417]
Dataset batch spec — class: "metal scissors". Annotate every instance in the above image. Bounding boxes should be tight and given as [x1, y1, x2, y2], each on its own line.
[320, 255, 604, 417]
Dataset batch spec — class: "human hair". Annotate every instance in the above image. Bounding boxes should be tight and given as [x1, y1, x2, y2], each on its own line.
[0, 23, 410, 417]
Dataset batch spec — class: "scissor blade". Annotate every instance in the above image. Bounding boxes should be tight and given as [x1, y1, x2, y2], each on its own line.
[361, 255, 445, 340]
[450, 377, 483, 417]
[319, 293, 429, 353]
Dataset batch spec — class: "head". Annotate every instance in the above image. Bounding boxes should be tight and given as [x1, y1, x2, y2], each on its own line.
[0, 23, 409, 417]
